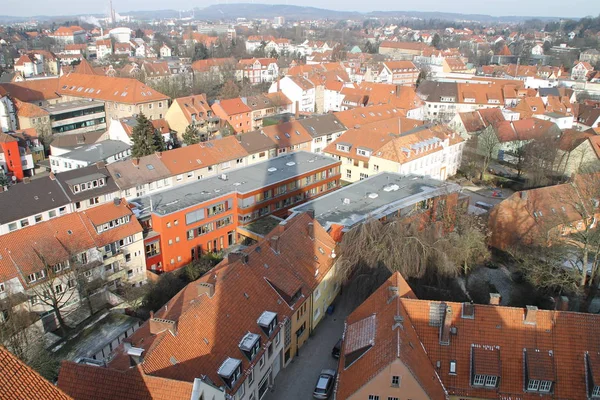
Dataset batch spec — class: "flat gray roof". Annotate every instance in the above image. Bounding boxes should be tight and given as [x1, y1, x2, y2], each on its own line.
[131, 151, 339, 217]
[290, 172, 462, 231]
[60, 140, 130, 163]
[43, 99, 105, 115]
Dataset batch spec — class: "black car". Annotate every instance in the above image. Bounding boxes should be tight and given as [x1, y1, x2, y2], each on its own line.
[331, 339, 342, 359]
[313, 369, 337, 399]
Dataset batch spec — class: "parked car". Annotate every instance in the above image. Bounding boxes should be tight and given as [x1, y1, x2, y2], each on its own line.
[474, 201, 494, 211]
[331, 339, 342, 359]
[313, 369, 337, 399]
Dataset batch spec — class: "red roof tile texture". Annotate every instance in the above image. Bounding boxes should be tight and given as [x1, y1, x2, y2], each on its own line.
[0, 346, 72, 400]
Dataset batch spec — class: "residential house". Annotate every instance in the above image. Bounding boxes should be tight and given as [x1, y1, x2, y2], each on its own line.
[376, 61, 419, 86]
[0, 175, 73, 235]
[580, 49, 600, 65]
[159, 136, 248, 185]
[57, 73, 170, 124]
[324, 117, 465, 182]
[260, 120, 314, 155]
[53, 163, 121, 211]
[298, 114, 347, 153]
[160, 44, 172, 58]
[336, 269, 600, 400]
[378, 41, 432, 60]
[49, 26, 86, 44]
[555, 130, 600, 176]
[58, 211, 339, 400]
[211, 98, 252, 134]
[572, 61, 595, 81]
[236, 58, 279, 84]
[14, 54, 43, 78]
[96, 40, 113, 60]
[107, 154, 174, 200]
[575, 104, 600, 130]
[191, 58, 236, 83]
[108, 116, 173, 146]
[236, 129, 278, 164]
[0, 87, 18, 132]
[49, 131, 106, 156]
[0, 200, 146, 335]
[268, 76, 316, 114]
[489, 173, 600, 250]
[0, 131, 34, 181]
[244, 93, 293, 130]
[164, 94, 219, 142]
[450, 108, 506, 139]
[49, 140, 131, 173]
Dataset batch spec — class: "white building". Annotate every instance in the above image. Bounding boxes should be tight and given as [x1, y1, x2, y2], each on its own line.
[49, 140, 131, 173]
[268, 76, 316, 113]
[160, 44, 172, 58]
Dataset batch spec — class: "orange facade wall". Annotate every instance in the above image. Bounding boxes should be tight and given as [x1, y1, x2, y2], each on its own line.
[145, 164, 341, 272]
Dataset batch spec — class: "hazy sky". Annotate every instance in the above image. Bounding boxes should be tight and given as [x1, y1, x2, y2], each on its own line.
[2, 0, 595, 18]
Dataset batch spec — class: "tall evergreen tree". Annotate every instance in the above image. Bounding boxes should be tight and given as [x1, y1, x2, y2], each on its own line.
[130, 113, 155, 158]
[153, 129, 166, 152]
[182, 124, 201, 146]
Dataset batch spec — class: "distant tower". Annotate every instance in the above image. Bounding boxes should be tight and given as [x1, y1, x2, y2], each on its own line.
[108, 0, 116, 24]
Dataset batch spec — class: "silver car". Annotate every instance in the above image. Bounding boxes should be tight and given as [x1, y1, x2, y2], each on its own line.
[313, 369, 336, 399]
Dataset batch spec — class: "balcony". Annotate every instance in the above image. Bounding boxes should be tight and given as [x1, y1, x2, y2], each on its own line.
[208, 116, 220, 123]
[51, 111, 106, 128]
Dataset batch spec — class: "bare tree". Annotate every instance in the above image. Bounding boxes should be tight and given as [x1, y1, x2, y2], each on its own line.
[475, 125, 500, 180]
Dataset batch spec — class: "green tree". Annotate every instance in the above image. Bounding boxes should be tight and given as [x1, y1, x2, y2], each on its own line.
[182, 124, 201, 146]
[432, 33, 441, 49]
[192, 43, 209, 61]
[131, 113, 157, 158]
[153, 130, 166, 152]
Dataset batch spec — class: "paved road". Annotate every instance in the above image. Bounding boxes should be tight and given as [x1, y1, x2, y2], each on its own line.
[265, 294, 353, 400]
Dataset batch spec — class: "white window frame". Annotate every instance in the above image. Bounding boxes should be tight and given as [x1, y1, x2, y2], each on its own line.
[473, 374, 485, 386]
[527, 379, 540, 391]
[258, 354, 265, 369]
[449, 361, 456, 374]
[592, 385, 600, 397]
[484, 375, 497, 387]
[538, 380, 552, 393]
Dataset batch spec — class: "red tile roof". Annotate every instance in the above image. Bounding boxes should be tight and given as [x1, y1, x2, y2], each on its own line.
[211, 98, 251, 116]
[0, 346, 72, 400]
[58, 363, 193, 400]
[58, 73, 169, 104]
[0, 78, 60, 102]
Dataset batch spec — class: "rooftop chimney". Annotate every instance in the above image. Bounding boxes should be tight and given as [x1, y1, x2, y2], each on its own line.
[270, 235, 280, 254]
[96, 161, 106, 169]
[308, 222, 314, 240]
[295, 101, 300, 119]
[489, 293, 501, 305]
[149, 317, 177, 336]
[524, 305, 538, 325]
[132, 158, 139, 166]
[439, 303, 453, 345]
[113, 198, 121, 206]
[197, 282, 215, 298]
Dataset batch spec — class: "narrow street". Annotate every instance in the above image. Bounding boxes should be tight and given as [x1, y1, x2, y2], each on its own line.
[265, 292, 353, 400]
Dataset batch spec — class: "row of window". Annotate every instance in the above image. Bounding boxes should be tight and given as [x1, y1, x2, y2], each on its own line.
[96, 216, 131, 234]
[7, 207, 67, 232]
[70, 178, 106, 194]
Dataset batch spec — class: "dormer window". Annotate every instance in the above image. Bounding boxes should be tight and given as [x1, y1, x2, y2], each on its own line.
[356, 148, 371, 157]
[239, 332, 261, 360]
[336, 144, 350, 152]
[257, 311, 278, 336]
[217, 357, 242, 389]
[471, 345, 500, 389]
[524, 348, 555, 394]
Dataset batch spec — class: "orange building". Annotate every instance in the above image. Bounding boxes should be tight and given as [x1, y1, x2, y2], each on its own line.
[133, 152, 341, 272]
[0, 132, 24, 181]
[211, 98, 252, 134]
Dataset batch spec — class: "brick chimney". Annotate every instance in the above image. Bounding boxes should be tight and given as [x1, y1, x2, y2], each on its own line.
[489, 293, 501, 305]
[524, 305, 537, 325]
[197, 282, 215, 298]
[439, 303, 453, 345]
[295, 101, 300, 119]
[132, 158, 140, 166]
[149, 317, 177, 335]
[307, 222, 314, 240]
[270, 235, 280, 254]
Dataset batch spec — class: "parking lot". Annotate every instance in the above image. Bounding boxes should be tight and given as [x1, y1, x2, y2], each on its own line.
[264, 293, 352, 400]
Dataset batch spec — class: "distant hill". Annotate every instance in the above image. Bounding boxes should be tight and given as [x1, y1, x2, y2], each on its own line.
[0, 4, 571, 25]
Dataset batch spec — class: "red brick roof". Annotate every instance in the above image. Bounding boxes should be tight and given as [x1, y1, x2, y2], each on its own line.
[336, 273, 445, 399]
[211, 97, 251, 116]
[0, 346, 72, 400]
[58, 73, 169, 104]
[58, 363, 193, 400]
